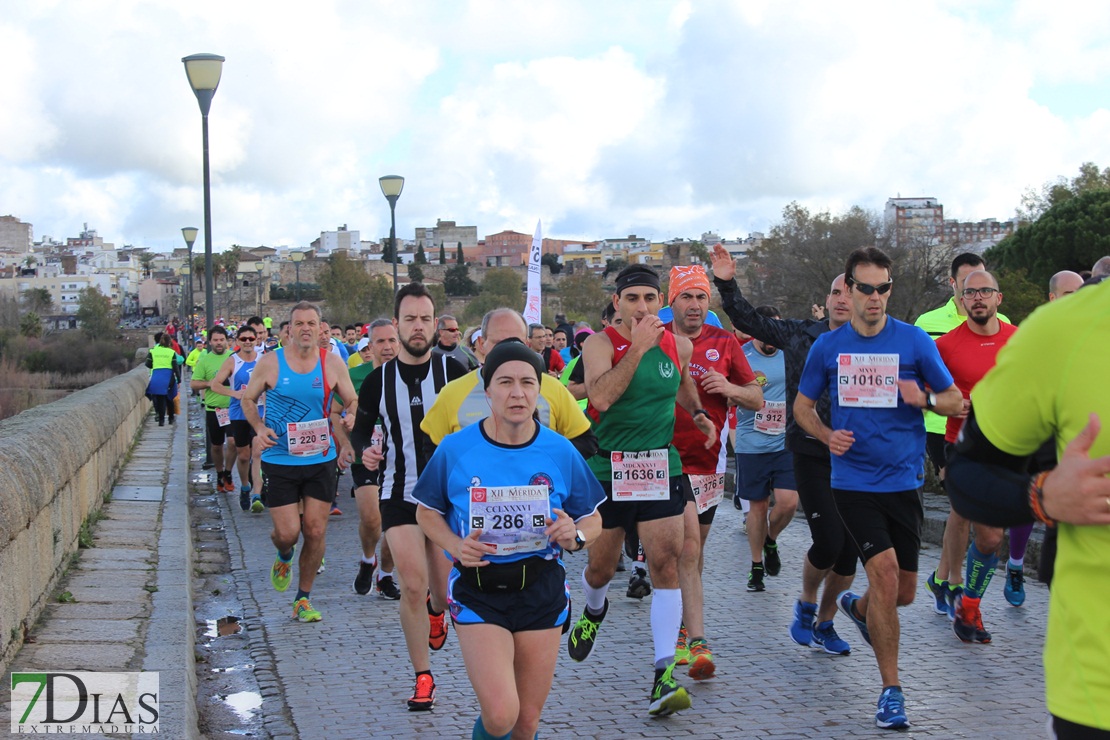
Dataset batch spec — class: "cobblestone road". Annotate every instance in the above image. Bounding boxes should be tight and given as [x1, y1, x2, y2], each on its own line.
[214, 466, 1050, 740]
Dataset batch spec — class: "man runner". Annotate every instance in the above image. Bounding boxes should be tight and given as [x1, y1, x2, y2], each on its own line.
[190, 326, 236, 493]
[208, 324, 266, 512]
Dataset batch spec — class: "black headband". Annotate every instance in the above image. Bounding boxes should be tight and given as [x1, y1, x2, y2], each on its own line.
[615, 269, 661, 295]
[481, 338, 545, 389]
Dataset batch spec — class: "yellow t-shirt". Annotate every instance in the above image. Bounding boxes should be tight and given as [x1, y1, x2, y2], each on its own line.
[421, 369, 591, 445]
[971, 281, 1109, 730]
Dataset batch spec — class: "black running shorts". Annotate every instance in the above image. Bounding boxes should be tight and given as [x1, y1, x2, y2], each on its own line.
[833, 487, 924, 571]
[448, 559, 569, 632]
[260, 460, 337, 508]
[598, 475, 688, 532]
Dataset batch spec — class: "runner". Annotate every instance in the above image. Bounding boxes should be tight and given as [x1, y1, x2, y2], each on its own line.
[145, 333, 183, 427]
[190, 326, 237, 493]
[345, 319, 399, 600]
[946, 279, 1110, 739]
[664, 264, 761, 681]
[208, 324, 267, 512]
[432, 314, 480, 371]
[733, 306, 801, 598]
[795, 247, 962, 729]
[928, 270, 1018, 643]
[708, 244, 858, 655]
[239, 302, 359, 623]
[413, 340, 604, 740]
[528, 323, 565, 376]
[351, 283, 469, 711]
[567, 264, 717, 717]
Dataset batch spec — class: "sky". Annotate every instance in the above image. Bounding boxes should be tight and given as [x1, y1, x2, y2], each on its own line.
[2, 0, 1109, 253]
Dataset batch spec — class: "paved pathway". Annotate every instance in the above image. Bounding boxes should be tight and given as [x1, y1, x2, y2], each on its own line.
[217, 464, 1051, 739]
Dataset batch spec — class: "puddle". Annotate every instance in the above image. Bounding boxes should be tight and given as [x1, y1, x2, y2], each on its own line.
[192, 473, 214, 484]
[205, 616, 243, 638]
[222, 691, 262, 722]
[211, 664, 254, 674]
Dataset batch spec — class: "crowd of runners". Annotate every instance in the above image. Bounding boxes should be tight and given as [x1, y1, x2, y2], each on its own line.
[165, 248, 1110, 738]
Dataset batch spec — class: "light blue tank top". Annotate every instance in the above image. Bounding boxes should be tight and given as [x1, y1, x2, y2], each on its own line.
[260, 349, 336, 466]
[229, 354, 263, 421]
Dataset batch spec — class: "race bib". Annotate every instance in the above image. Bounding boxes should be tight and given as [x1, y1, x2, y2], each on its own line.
[690, 472, 725, 514]
[837, 353, 899, 408]
[286, 418, 330, 457]
[469, 486, 550, 555]
[215, 407, 231, 427]
[611, 449, 669, 501]
[753, 400, 786, 435]
[370, 424, 384, 448]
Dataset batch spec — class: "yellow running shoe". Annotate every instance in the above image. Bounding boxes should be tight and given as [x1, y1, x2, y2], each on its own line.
[292, 597, 322, 623]
[674, 624, 690, 665]
[270, 548, 294, 592]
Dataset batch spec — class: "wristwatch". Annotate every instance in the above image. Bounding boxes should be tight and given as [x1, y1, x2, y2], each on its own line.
[925, 392, 937, 410]
[693, 408, 709, 420]
[571, 529, 587, 552]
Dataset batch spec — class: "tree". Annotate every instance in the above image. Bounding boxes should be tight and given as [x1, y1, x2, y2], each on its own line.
[415, 245, 428, 264]
[480, 268, 524, 304]
[76, 286, 116, 340]
[426, 283, 448, 313]
[556, 272, 610, 323]
[993, 268, 1044, 326]
[602, 258, 627, 279]
[987, 189, 1110, 287]
[444, 263, 479, 296]
[456, 243, 465, 264]
[1017, 161, 1110, 223]
[688, 241, 710, 265]
[22, 287, 54, 315]
[408, 263, 425, 283]
[439, 242, 447, 265]
[380, 239, 395, 263]
[318, 252, 392, 325]
[541, 252, 563, 275]
[19, 311, 43, 338]
[139, 252, 157, 278]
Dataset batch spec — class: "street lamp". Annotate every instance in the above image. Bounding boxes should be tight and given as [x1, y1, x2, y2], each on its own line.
[255, 260, 265, 316]
[379, 175, 405, 293]
[290, 251, 304, 301]
[181, 227, 197, 334]
[179, 264, 191, 347]
[182, 52, 225, 332]
[236, 272, 245, 320]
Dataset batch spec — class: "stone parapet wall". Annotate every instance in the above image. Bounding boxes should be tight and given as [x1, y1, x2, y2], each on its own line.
[0, 366, 149, 672]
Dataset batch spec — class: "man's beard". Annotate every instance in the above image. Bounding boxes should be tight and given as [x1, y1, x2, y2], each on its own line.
[969, 309, 993, 326]
[401, 335, 431, 358]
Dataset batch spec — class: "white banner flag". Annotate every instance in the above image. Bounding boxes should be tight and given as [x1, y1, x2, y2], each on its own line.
[523, 220, 543, 325]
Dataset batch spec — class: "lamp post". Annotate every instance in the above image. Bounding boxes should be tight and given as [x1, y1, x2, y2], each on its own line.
[379, 175, 405, 293]
[179, 265, 191, 349]
[181, 227, 198, 335]
[182, 53, 225, 332]
[236, 272, 245, 320]
[255, 260, 265, 316]
[290, 251, 304, 301]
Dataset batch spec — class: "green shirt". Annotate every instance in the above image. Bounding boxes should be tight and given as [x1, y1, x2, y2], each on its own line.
[914, 297, 1010, 435]
[587, 334, 683, 481]
[349, 362, 375, 395]
[193, 349, 232, 409]
[971, 282, 1109, 729]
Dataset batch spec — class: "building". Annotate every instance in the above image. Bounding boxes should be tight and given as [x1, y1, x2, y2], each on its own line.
[942, 217, 1015, 252]
[0, 273, 116, 315]
[416, 220, 479, 261]
[0, 215, 33, 253]
[310, 225, 360, 255]
[66, 223, 113, 251]
[885, 197, 944, 244]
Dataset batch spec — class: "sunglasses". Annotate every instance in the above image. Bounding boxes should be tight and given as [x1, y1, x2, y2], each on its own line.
[848, 277, 893, 296]
[239, 335, 256, 341]
[961, 287, 998, 299]
[441, 327, 460, 333]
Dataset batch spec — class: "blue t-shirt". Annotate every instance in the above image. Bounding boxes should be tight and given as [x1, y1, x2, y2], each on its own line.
[260, 349, 336, 466]
[797, 317, 953, 492]
[658, 306, 723, 328]
[412, 421, 605, 564]
[736, 343, 787, 454]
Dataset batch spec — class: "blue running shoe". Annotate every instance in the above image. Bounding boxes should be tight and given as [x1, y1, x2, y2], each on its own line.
[837, 591, 871, 647]
[876, 686, 909, 729]
[790, 600, 817, 646]
[1003, 566, 1026, 607]
[925, 571, 949, 616]
[810, 620, 851, 655]
[945, 584, 962, 622]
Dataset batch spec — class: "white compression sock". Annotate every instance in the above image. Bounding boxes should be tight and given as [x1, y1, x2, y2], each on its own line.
[651, 588, 683, 667]
[582, 567, 610, 613]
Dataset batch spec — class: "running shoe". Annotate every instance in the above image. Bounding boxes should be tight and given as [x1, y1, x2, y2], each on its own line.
[925, 571, 949, 616]
[945, 584, 963, 621]
[270, 549, 294, 592]
[316, 556, 326, 575]
[222, 473, 236, 494]
[427, 596, 448, 650]
[790, 600, 817, 646]
[568, 599, 608, 662]
[330, 504, 342, 516]
[837, 590, 871, 647]
[249, 495, 264, 513]
[747, 566, 765, 592]
[239, 488, 251, 512]
[674, 625, 690, 665]
[875, 686, 909, 729]
[407, 673, 436, 712]
[687, 639, 716, 681]
[952, 594, 992, 644]
[615, 554, 627, 572]
[377, 575, 401, 600]
[353, 560, 376, 595]
[810, 620, 851, 655]
[292, 597, 322, 623]
[763, 539, 781, 576]
[648, 662, 691, 716]
[733, 493, 743, 510]
[1003, 566, 1026, 607]
[627, 569, 652, 600]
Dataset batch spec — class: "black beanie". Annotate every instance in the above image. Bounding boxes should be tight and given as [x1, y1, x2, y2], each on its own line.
[481, 338, 545, 389]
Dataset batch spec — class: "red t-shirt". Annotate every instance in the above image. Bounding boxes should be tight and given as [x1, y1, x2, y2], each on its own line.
[546, 349, 566, 374]
[667, 323, 756, 474]
[935, 320, 1019, 443]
